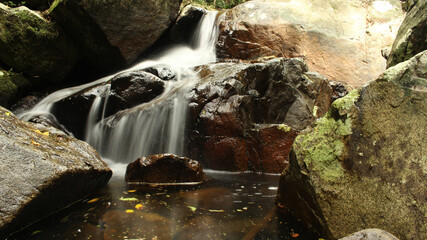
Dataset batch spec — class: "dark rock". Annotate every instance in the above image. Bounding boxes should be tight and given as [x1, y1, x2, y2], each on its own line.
[0, 69, 30, 108]
[276, 51, 427, 239]
[142, 65, 176, 81]
[169, 5, 206, 45]
[187, 58, 333, 172]
[330, 81, 349, 101]
[125, 154, 205, 184]
[339, 229, 399, 240]
[50, 70, 165, 139]
[0, 106, 112, 238]
[216, 0, 403, 87]
[387, 0, 427, 67]
[0, 4, 80, 82]
[49, 0, 182, 69]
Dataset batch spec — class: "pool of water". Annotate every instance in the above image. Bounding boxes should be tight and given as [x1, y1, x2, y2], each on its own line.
[9, 171, 318, 240]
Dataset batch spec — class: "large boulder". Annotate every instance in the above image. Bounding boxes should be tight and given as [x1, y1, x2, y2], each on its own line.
[0, 106, 112, 238]
[387, 0, 427, 67]
[0, 4, 80, 81]
[187, 58, 333, 172]
[339, 229, 399, 240]
[0, 69, 30, 108]
[48, 0, 182, 69]
[276, 51, 427, 239]
[216, 0, 404, 87]
[125, 154, 205, 184]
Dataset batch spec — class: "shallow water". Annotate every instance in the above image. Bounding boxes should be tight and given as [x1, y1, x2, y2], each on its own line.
[10, 171, 318, 240]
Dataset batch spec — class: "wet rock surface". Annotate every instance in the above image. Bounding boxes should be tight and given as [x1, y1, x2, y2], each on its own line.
[187, 58, 332, 172]
[0, 106, 112, 238]
[276, 51, 427, 239]
[48, 0, 182, 68]
[387, 0, 427, 68]
[216, 0, 404, 87]
[125, 154, 205, 184]
[50, 70, 166, 139]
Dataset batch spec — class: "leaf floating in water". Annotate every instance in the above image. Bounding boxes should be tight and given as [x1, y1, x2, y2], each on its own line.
[87, 198, 99, 203]
[119, 197, 139, 201]
[135, 203, 144, 210]
[187, 206, 197, 212]
[31, 139, 40, 146]
[125, 209, 134, 213]
[127, 190, 136, 193]
[209, 209, 225, 213]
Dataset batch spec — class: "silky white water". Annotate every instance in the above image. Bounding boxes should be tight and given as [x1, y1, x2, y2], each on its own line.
[21, 11, 219, 164]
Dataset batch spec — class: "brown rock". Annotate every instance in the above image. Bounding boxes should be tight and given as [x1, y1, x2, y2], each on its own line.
[125, 154, 205, 184]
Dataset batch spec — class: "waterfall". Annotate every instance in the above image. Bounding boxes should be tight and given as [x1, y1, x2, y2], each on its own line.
[20, 10, 220, 164]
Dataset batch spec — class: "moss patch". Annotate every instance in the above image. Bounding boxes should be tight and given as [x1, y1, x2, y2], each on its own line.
[0, 69, 29, 107]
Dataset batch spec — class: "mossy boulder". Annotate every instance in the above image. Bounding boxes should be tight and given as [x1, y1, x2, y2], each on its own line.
[276, 50, 427, 239]
[0, 4, 80, 82]
[0, 106, 112, 238]
[48, 0, 182, 69]
[0, 69, 30, 107]
[387, 0, 427, 67]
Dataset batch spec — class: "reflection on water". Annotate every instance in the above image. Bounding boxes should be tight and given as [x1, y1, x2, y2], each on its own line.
[10, 172, 318, 240]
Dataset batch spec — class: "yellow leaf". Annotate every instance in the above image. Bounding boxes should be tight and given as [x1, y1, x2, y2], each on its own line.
[125, 209, 134, 213]
[42, 131, 49, 136]
[119, 197, 138, 201]
[209, 209, 225, 213]
[34, 130, 42, 134]
[31, 139, 40, 146]
[187, 206, 197, 212]
[87, 198, 99, 203]
[135, 203, 144, 210]
[5, 112, 11, 116]
[127, 190, 136, 193]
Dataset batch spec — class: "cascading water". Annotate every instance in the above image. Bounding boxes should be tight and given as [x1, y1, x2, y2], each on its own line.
[21, 11, 220, 167]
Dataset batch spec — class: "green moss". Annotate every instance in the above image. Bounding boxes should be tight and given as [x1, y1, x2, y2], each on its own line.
[0, 70, 18, 106]
[277, 124, 292, 132]
[183, 0, 248, 9]
[294, 91, 360, 182]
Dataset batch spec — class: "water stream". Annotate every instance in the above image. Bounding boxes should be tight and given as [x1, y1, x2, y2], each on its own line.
[15, 10, 318, 240]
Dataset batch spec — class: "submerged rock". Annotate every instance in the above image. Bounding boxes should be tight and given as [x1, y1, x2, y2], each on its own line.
[276, 51, 427, 239]
[216, 0, 404, 87]
[387, 0, 427, 67]
[0, 106, 112, 238]
[125, 154, 205, 184]
[187, 57, 332, 172]
[0, 4, 80, 81]
[48, 0, 182, 68]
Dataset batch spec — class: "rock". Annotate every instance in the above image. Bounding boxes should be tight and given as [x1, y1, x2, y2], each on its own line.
[0, 69, 30, 108]
[169, 5, 206, 45]
[125, 154, 205, 184]
[387, 0, 427, 67]
[187, 57, 333, 172]
[0, 106, 112, 238]
[49, 0, 182, 68]
[276, 51, 427, 239]
[50, 70, 165, 139]
[0, 4, 80, 82]
[339, 229, 399, 240]
[216, 0, 404, 87]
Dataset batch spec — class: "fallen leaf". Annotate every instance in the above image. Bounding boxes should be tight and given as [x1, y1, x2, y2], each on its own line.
[119, 197, 139, 201]
[127, 190, 136, 193]
[135, 203, 144, 210]
[42, 131, 49, 136]
[291, 233, 299, 238]
[5, 112, 10, 116]
[187, 206, 197, 212]
[125, 209, 134, 213]
[209, 209, 225, 213]
[31, 139, 40, 146]
[87, 198, 99, 203]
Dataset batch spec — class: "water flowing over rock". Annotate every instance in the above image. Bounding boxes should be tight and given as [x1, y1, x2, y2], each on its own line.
[0, 4, 80, 82]
[387, 0, 427, 67]
[0, 106, 112, 238]
[47, 0, 182, 68]
[125, 154, 205, 184]
[276, 51, 427, 239]
[187, 58, 333, 172]
[216, 0, 404, 87]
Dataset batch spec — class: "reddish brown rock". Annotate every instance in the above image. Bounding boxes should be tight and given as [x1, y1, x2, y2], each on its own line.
[216, 0, 404, 87]
[125, 154, 205, 184]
